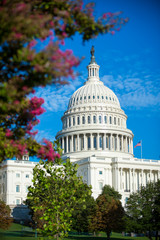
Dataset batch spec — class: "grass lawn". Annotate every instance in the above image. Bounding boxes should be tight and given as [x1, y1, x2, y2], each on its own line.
[0, 223, 154, 240]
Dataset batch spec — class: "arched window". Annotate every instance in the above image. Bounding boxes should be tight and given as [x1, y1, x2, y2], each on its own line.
[77, 116, 80, 125]
[114, 117, 116, 125]
[88, 96, 90, 99]
[109, 116, 112, 124]
[97, 96, 99, 99]
[93, 95, 95, 99]
[118, 118, 120, 125]
[99, 115, 102, 124]
[93, 115, 96, 124]
[104, 116, 107, 124]
[88, 116, 91, 124]
[82, 116, 85, 124]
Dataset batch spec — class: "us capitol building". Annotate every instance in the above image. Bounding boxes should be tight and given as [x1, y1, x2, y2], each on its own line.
[0, 47, 160, 219]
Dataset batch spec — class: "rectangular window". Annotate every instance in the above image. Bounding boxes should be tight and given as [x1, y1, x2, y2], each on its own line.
[16, 199, 20, 205]
[88, 136, 91, 149]
[16, 173, 20, 178]
[26, 174, 29, 178]
[26, 186, 29, 193]
[93, 116, 96, 124]
[99, 136, 102, 148]
[99, 116, 102, 124]
[99, 171, 103, 175]
[16, 185, 20, 193]
[82, 116, 85, 124]
[99, 182, 103, 190]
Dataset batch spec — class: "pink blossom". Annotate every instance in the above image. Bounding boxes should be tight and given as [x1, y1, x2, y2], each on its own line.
[28, 39, 37, 49]
[5, 129, 13, 137]
[16, 3, 26, 12]
[14, 33, 23, 39]
[110, 30, 115, 35]
[61, 39, 65, 46]
[14, 100, 20, 105]
[31, 89, 35, 94]
[37, 139, 61, 162]
[22, 86, 28, 91]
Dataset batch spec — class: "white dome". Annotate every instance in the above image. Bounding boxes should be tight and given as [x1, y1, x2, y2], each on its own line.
[68, 81, 120, 110]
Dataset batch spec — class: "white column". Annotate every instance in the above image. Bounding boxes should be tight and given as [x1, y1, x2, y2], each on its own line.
[129, 168, 131, 192]
[103, 134, 106, 150]
[77, 134, 79, 151]
[120, 168, 123, 190]
[122, 135, 123, 152]
[62, 137, 64, 153]
[66, 136, 68, 153]
[110, 134, 112, 151]
[84, 134, 87, 150]
[71, 135, 73, 152]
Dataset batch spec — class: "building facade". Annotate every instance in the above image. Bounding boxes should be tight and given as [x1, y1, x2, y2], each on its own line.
[0, 47, 160, 216]
[0, 155, 36, 220]
[56, 46, 160, 205]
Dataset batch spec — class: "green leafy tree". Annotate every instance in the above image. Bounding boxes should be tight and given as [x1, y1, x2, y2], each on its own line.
[71, 195, 96, 233]
[0, 0, 128, 163]
[90, 194, 125, 240]
[102, 185, 122, 200]
[26, 142, 92, 240]
[0, 200, 12, 229]
[125, 180, 160, 240]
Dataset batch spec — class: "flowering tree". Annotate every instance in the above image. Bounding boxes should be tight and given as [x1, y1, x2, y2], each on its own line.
[26, 144, 92, 239]
[0, 0, 128, 162]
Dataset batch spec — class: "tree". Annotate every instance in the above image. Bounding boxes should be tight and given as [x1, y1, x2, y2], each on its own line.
[26, 142, 92, 240]
[102, 185, 122, 200]
[71, 195, 96, 233]
[90, 194, 125, 240]
[0, 0, 128, 162]
[0, 200, 12, 230]
[125, 180, 160, 240]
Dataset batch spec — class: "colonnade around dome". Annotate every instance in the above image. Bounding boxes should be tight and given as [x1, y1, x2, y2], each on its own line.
[59, 133, 133, 155]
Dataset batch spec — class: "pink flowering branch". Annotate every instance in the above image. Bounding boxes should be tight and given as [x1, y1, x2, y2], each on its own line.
[38, 139, 61, 162]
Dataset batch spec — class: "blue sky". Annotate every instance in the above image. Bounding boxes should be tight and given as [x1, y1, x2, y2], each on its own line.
[34, 0, 160, 160]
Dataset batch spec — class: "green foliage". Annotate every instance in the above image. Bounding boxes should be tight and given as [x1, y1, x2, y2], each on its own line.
[125, 180, 160, 239]
[71, 195, 96, 233]
[90, 194, 125, 240]
[102, 185, 122, 200]
[0, 200, 12, 230]
[26, 151, 92, 239]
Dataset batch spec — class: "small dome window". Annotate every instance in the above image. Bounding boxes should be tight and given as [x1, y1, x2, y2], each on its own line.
[80, 97, 82, 100]
[93, 115, 96, 124]
[109, 116, 112, 124]
[109, 97, 111, 100]
[77, 98, 78, 101]
[99, 116, 102, 124]
[84, 96, 86, 100]
[88, 96, 90, 99]
[82, 116, 85, 124]
[93, 96, 95, 99]
[77, 116, 80, 125]
[104, 116, 107, 123]
[113, 98, 114, 101]
[88, 116, 91, 124]
[102, 96, 104, 99]
[106, 96, 108, 100]
[97, 96, 99, 99]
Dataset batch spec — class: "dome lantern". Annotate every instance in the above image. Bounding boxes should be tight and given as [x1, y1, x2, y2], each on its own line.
[87, 46, 100, 84]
